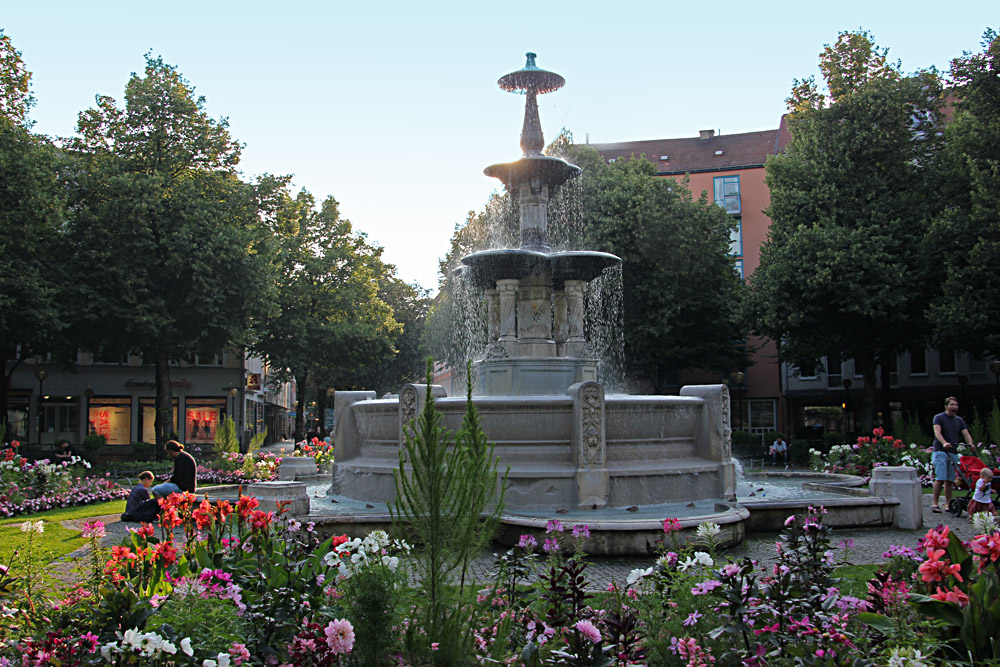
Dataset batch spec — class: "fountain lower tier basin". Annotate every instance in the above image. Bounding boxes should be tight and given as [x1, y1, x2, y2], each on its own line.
[331, 386, 735, 512]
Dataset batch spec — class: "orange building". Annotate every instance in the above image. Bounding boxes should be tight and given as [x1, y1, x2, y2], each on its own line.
[591, 122, 791, 436]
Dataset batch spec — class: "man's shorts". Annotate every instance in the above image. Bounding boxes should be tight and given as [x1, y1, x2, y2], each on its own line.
[932, 451, 960, 482]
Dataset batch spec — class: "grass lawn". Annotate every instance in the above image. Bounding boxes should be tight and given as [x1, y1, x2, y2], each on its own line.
[0, 500, 126, 566]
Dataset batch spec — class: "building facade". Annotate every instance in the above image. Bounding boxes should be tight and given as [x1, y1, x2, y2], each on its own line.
[6, 350, 294, 455]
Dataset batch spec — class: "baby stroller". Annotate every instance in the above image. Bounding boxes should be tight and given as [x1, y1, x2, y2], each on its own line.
[948, 455, 1000, 517]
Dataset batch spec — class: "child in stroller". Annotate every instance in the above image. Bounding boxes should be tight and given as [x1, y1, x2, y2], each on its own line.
[948, 455, 999, 517]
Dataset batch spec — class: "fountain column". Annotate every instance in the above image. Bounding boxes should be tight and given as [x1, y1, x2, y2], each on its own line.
[564, 279, 587, 357]
[519, 180, 550, 251]
[569, 381, 608, 509]
[486, 288, 500, 343]
[553, 289, 567, 356]
[497, 279, 519, 346]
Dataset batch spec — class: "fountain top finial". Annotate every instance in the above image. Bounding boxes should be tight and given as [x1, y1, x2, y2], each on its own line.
[498, 52, 565, 95]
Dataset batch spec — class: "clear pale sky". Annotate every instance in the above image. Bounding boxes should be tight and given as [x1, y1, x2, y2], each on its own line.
[3, 2, 994, 291]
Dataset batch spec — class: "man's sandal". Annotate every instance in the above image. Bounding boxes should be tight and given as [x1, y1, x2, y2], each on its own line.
[931, 506, 942, 513]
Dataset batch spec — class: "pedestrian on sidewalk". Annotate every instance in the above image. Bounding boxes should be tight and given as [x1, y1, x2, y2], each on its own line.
[931, 396, 974, 513]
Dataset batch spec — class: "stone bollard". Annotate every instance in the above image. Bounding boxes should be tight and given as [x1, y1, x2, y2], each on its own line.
[248, 481, 310, 517]
[870, 466, 923, 530]
[278, 456, 318, 481]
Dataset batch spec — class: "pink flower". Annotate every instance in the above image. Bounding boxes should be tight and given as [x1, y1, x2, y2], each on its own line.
[572, 524, 590, 538]
[663, 518, 682, 533]
[517, 534, 537, 550]
[81, 520, 105, 539]
[545, 519, 564, 534]
[574, 619, 601, 644]
[229, 643, 251, 665]
[542, 538, 560, 554]
[324, 619, 355, 655]
[431, 642, 440, 651]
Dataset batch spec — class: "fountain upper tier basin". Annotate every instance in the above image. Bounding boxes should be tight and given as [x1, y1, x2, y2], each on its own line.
[461, 248, 621, 290]
[484, 155, 581, 190]
[330, 383, 735, 512]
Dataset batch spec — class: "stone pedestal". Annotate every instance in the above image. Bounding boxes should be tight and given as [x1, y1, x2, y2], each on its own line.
[248, 481, 310, 517]
[278, 456, 317, 481]
[870, 466, 922, 530]
[568, 381, 608, 509]
[398, 383, 448, 442]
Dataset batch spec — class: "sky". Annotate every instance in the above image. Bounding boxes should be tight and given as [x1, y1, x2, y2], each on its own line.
[2, 2, 994, 292]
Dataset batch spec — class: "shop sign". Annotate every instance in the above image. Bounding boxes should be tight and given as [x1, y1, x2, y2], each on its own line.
[246, 373, 261, 391]
[125, 378, 193, 389]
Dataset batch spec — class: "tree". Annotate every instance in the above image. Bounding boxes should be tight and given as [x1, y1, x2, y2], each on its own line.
[0, 29, 33, 126]
[749, 31, 945, 431]
[929, 29, 1000, 357]
[251, 189, 401, 441]
[564, 143, 748, 390]
[65, 55, 277, 446]
[0, 30, 68, 437]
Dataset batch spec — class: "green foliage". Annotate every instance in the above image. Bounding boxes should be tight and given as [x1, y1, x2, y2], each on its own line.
[152, 591, 248, 655]
[247, 428, 267, 453]
[213, 415, 239, 454]
[131, 441, 156, 460]
[893, 412, 930, 447]
[0, 29, 33, 125]
[987, 399, 1000, 447]
[251, 187, 402, 439]
[64, 54, 277, 446]
[391, 359, 505, 664]
[929, 29, 1000, 357]
[750, 30, 944, 431]
[823, 431, 846, 449]
[338, 560, 405, 667]
[731, 430, 761, 456]
[82, 433, 106, 454]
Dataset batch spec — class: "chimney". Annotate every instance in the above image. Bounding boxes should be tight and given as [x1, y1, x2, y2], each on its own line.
[699, 129, 715, 140]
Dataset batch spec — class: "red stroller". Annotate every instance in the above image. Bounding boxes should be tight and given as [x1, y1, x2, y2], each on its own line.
[948, 455, 1000, 517]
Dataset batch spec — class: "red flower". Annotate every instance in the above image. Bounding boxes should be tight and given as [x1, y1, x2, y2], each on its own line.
[332, 534, 349, 548]
[237, 495, 259, 518]
[922, 526, 951, 553]
[193, 499, 214, 530]
[919, 549, 963, 583]
[135, 523, 155, 538]
[217, 499, 233, 522]
[930, 585, 969, 607]
[152, 541, 178, 566]
[248, 509, 273, 530]
[662, 518, 682, 533]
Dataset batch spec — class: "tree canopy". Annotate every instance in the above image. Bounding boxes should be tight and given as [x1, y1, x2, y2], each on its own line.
[65, 55, 276, 445]
[251, 188, 403, 439]
[749, 31, 945, 430]
[928, 29, 1000, 358]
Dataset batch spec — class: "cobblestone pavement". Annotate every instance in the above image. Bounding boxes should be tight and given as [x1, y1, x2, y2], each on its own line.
[55, 489, 979, 590]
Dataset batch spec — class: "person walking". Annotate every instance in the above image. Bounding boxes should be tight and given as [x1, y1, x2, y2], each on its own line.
[931, 396, 974, 513]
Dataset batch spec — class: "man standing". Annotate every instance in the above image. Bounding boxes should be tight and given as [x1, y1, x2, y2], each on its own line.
[931, 396, 974, 513]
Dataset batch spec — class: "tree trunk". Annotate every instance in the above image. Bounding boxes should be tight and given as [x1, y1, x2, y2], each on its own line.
[859, 353, 878, 435]
[879, 355, 892, 431]
[154, 353, 173, 447]
[293, 370, 308, 442]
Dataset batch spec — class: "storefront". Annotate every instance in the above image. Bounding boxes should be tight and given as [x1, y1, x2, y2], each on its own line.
[138, 397, 178, 444]
[87, 397, 132, 445]
[184, 398, 227, 446]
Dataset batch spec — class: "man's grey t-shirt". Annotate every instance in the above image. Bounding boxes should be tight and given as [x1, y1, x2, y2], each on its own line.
[933, 412, 968, 451]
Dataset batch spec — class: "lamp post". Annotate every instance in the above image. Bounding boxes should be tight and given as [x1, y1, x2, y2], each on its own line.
[842, 378, 852, 434]
[991, 360, 1000, 403]
[730, 371, 746, 430]
[228, 387, 239, 428]
[33, 369, 48, 445]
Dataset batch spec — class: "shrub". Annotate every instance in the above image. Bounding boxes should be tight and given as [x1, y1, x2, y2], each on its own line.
[82, 433, 106, 459]
[131, 441, 156, 460]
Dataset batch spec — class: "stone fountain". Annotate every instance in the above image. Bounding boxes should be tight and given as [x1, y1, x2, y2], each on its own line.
[326, 54, 742, 553]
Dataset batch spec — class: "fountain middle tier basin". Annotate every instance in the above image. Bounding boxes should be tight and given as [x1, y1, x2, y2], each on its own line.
[461, 248, 620, 290]
[330, 383, 735, 512]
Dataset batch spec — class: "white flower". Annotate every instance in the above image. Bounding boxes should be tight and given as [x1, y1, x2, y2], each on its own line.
[678, 556, 696, 572]
[696, 521, 721, 540]
[160, 640, 177, 655]
[626, 567, 652, 585]
[181, 637, 194, 656]
[217, 654, 231, 667]
[20, 520, 44, 534]
[694, 551, 714, 567]
[972, 512, 999, 534]
[203, 660, 217, 667]
[100, 645, 113, 661]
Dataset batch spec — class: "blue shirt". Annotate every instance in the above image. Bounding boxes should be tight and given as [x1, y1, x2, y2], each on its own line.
[933, 412, 968, 451]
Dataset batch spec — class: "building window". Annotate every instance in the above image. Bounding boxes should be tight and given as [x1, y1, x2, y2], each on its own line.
[730, 219, 743, 257]
[794, 363, 817, 380]
[734, 259, 744, 280]
[713, 175, 741, 214]
[826, 354, 842, 388]
[886, 354, 898, 386]
[194, 353, 224, 367]
[938, 349, 956, 374]
[909, 347, 927, 375]
[88, 398, 132, 445]
[43, 403, 79, 435]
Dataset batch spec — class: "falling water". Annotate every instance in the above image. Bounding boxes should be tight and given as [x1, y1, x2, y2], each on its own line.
[585, 264, 625, 392]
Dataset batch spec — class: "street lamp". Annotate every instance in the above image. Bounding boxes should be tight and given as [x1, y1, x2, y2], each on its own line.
[33, 368, 48, 445]
[228, 387, 239, 426]
[730, 371, 746, 430]
[842, 378, 852, 434]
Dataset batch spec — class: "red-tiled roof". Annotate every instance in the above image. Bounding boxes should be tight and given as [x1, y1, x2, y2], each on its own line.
[590, 120, 789, 174]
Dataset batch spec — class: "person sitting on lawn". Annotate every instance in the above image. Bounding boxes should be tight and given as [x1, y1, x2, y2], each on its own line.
[121, 471, 159, 522]
[152, 440, 197, 498]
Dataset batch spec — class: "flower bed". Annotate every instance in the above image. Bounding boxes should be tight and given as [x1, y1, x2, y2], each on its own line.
[7, 484, 1000, 664]
[195, 451, 281, 485]
[0, 443, 128, 518]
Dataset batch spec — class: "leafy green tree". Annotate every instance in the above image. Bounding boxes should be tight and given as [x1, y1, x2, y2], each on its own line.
[561, 141, 747, 391]
[749, 31, 945, 431]
[929, 29, 1000, 357]
[65, 55, 277, 446]
[0, 30, 67, 436]
[0, 29, 33, 126]
[251, 188, 401, 440]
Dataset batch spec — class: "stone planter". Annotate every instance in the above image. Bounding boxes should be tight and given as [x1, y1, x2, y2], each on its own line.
[278, 456, 317, 481]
